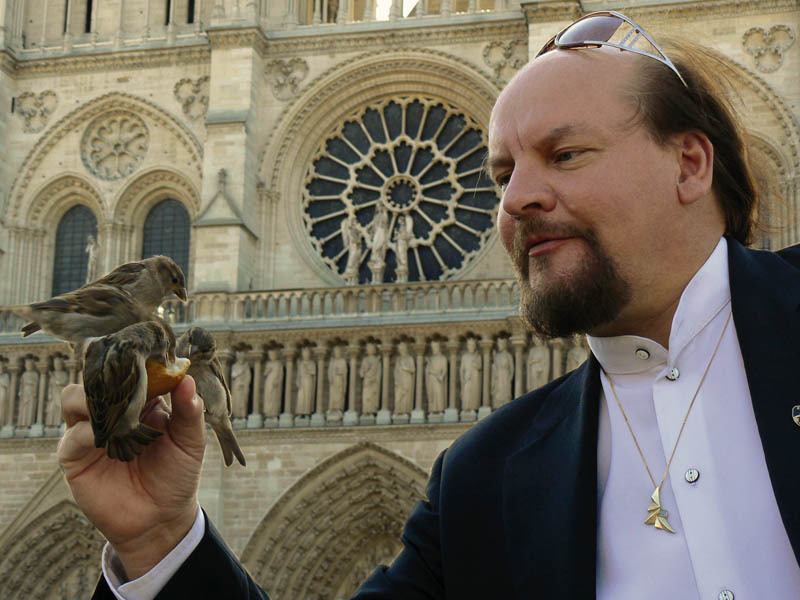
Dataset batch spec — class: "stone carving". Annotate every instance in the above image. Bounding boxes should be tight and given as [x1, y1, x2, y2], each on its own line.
[265, 58, 309, 101]
[17, 357, 38, 427]
[174, 75, 210, 120]
[80, 110, 149, 180]
[393, 342, 415, 415]
[0, 362, 8, 427]
[295, 346, 317, 416]
[566, 339, 589, 372]
[367, 204, 390, 283]
[491, 338, 513, 408]
[526, 340, 551, 390]
[327, 345, 348, 416]
[743, 25, 795, 72]
[46, 356, 69, 427]
[230, 351, 251, 418]
[393, 215, 413, 283]
[483, 39, 527, 85]
[262, 349, 284, 418]
[359, 342, 381, 415]
[15, 90, 57, 133]
[342, 215, 363, 285]
[425, 341, 448, 413]
[85, 235, 99, 284]
[460, 337, 482, 412]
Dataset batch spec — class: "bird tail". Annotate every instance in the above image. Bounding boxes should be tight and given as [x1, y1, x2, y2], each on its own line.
[1, 306, 38, 336]
[211, 419, 246, 467]
[101, 425, 162, 462]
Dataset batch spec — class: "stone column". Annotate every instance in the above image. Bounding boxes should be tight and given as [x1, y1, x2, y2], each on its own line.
[511, 334, 526, 397]
[312, 0, 321, 23]
[30, 360, 47, 437]
[65, 357, 78, 384]
[311, 345, 327, 427]
[376, 341, 392, 425]
[167, 0, 177, 43]
[551, 339, 566, 380]
[247, 349, 264, 428]
[410, 340, 426, 424]
[343, 343, 360, 426]
[0, 361, 20, 438]
[63, 0, 73, 51]
[40, 0, 50, 49]
[478, 338, 493, 419]
[279, 344, 296, 428]
[444, 337, 459, 423]
[114, 0, 125, 48]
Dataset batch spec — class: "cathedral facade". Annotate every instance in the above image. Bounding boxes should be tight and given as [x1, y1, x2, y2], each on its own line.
[0, 0, 797, 597]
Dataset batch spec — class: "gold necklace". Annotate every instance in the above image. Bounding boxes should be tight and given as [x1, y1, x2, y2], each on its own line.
[605, 307, 733, 534]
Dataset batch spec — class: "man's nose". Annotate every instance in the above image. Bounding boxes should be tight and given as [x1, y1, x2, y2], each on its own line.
[501, 169, 557, 218]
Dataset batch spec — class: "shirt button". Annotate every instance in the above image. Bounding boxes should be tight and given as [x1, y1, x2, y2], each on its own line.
[685, 468, 700, 484]
[666, 367, 680, 380]
[635, 348, 650, 360]
[718, 590, 734, 600]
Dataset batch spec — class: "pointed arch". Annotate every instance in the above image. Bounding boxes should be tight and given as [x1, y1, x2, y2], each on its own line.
[26, 173, 105, 229]
[241, 441, 429, 599]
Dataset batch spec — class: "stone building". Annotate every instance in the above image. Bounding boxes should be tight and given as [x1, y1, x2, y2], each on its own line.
[0, 0, 797, 597]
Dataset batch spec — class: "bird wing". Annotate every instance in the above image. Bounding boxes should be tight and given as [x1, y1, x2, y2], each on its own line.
[85, 344, 141, 447]
[92, 262, 147, 287]
[30, 285, 139, 317]
[210, 354, 233, 416]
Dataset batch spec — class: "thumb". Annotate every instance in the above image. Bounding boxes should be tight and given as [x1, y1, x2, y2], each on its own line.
[168, 375, 206, 457]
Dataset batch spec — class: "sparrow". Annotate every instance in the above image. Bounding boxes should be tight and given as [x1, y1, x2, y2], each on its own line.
[83, 320, 176, 461]
[176, 327, 246, 467]
[11, 255, 188, 342]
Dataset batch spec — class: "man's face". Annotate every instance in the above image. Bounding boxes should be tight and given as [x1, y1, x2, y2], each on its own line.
[488, 50, 680, 339]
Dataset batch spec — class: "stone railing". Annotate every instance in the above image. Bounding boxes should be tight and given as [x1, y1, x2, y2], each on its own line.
[0, 279, 589, 439]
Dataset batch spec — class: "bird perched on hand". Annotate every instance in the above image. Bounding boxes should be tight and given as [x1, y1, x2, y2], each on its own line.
[176, 327, 246, 467]
[9, 255, 188, 345]
[84, 319, 178, 461]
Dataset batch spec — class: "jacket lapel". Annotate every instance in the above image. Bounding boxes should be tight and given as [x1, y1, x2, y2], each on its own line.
[503, 357, 601, 598]
[728, 240, 800, 563]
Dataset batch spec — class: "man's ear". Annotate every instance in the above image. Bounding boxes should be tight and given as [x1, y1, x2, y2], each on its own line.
[674, 131, 714, 205]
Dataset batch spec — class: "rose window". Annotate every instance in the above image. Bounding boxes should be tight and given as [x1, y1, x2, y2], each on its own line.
[81, 110, 149, 181]
[302, 98, 499, 284]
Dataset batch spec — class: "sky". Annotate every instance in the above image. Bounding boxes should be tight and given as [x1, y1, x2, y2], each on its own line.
[374, 0, 419, 19]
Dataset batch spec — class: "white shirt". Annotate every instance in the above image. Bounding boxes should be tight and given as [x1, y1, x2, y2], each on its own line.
[592, 237, 800, 599]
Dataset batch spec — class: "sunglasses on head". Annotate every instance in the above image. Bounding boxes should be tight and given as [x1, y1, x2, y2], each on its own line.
[536, 11, 688, 88]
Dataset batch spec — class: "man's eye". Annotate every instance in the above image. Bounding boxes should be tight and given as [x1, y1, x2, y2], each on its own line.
[555, 150, 576, 162]
[495, 175, 509, 188]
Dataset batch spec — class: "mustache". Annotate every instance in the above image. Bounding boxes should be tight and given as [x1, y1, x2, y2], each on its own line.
[510, 216, 590, 271]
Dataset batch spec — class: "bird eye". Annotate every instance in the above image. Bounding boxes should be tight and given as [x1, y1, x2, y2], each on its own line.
[172, 277, 178, 283]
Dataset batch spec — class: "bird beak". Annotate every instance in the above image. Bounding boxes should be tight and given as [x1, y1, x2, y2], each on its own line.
[190, 344, 199, 357]
[175, 287, 188, 303]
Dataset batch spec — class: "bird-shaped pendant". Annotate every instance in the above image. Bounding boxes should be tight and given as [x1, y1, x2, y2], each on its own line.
[176, 327, 246, 467]
[84, 320, 177, 461]
[644, 486, 676, 533]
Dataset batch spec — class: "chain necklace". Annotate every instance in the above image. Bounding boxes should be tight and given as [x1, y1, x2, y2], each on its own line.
[605, 307, 733, 533]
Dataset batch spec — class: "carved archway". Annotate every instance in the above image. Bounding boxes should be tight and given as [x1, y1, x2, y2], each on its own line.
[0, 500, 104, 599]
[241, 441, 429, 599]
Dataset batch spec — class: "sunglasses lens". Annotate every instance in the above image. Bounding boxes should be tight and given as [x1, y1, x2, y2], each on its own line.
[558, 14, 622, 46]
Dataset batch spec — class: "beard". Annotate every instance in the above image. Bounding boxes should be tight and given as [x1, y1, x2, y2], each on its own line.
[511, 217, 631, 339]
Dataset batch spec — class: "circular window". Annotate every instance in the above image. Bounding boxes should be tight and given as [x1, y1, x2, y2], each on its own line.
[302, 97, 499, 284]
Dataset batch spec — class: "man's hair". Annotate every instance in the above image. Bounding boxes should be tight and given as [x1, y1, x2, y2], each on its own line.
[626, 39, 767, 246]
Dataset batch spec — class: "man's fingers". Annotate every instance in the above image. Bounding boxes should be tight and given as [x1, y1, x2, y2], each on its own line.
[61, 384, 90, 428]
[57, 419, 101, 467]
[165, 375, 206, 457]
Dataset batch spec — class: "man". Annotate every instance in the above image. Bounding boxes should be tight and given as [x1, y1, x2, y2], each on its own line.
[59, 12, 799, 599]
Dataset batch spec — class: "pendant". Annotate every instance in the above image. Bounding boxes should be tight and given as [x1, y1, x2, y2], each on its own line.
[644, 486, 675, 533]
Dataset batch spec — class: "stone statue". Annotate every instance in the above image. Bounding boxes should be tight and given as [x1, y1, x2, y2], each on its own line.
[566, 339, 589, 372]
[425, 341, 448, 414]
[393, 215, 413, 283]
[359, 343, 381, 415]
[526, 341, 551, 390]
[46, 356, 69, 427]
[262, 349, 283, 418]
[491, 338, 514, 409]
[342, 216, 362, 285]
[367, 204, 389, 283]
[393, 342, 415, 415]
[327, 345, 348, 414]
[0, 362, 9, 427]
[230, 351, 251, 419]
[460, 338, 482, 411]
[85, 235, 99, 284]
[295, 346, 316, 416]
[17, 357, 38, 427]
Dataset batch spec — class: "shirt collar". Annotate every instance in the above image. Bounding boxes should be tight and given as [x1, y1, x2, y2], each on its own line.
[588, 237, 731, 375]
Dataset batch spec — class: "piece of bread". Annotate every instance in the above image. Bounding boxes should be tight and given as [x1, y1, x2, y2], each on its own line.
[145, 357, 191, 399]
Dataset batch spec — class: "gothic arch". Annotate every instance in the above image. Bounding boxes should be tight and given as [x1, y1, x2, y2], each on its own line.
[0, 500, 104, 600]
[241, 441, 429, 600]
[26, 173, 105, 230]
[6, 91, 203, 228]
[258, 48, 501, 287]
[114, 167, 200, 225]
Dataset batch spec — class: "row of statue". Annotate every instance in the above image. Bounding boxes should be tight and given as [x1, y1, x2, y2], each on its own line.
[0, 337, 590, 434]
[342, 204, 414, 285]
